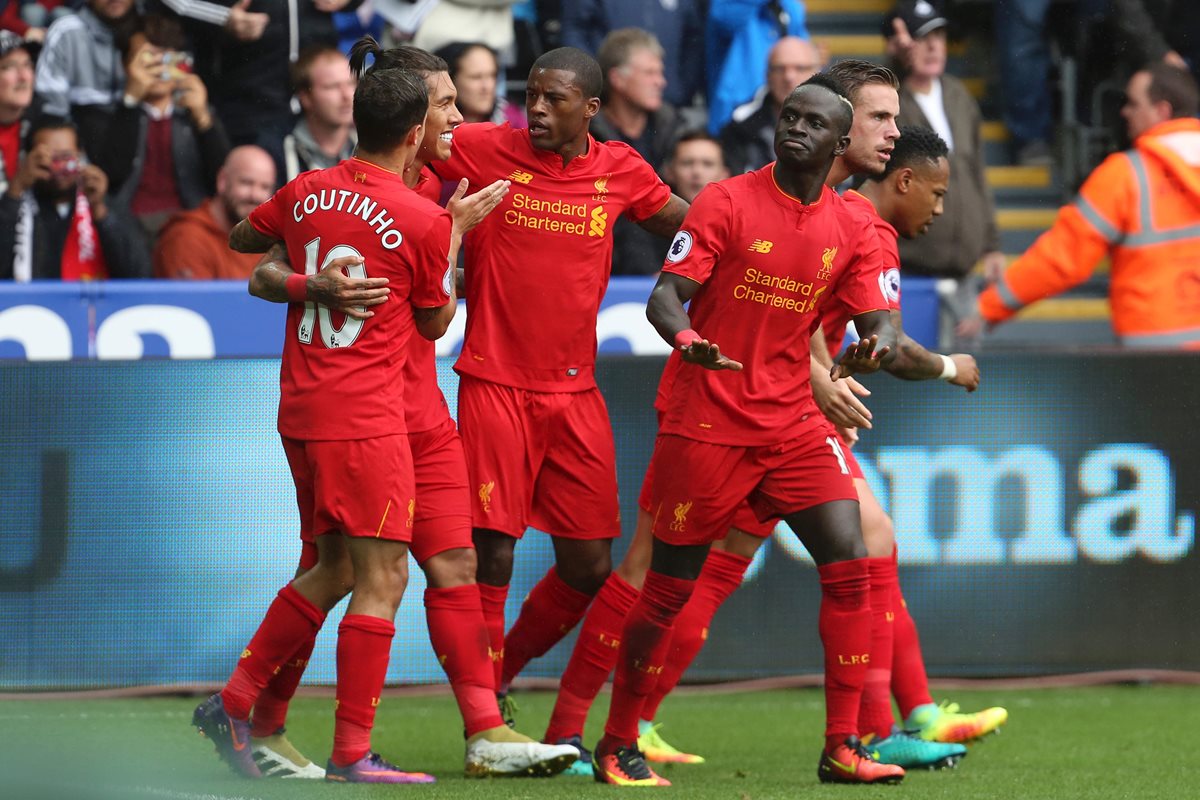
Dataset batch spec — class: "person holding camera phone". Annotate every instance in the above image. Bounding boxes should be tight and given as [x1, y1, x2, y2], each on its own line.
[92, 13, 229, 249]
[0, 115, 150, 280]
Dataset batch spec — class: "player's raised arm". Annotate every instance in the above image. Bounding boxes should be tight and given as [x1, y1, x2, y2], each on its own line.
[833, 310, 896, 379]
[647, 272, 742, 371]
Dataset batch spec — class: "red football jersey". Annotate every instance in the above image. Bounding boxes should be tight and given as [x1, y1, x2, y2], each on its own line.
[657, 166, 888, 446]
[820, 190, 902, 360]
[433, 122, 672, 392]
[401, 165, 453, 433]
[250, 158, 453, 440]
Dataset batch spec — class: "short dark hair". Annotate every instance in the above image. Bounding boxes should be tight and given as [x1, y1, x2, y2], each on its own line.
[369, 44, 449, 80]
[671, 129, 726, 162]
[824, 59, 899, 106]
[26, 115, 76, 151]
[794, 72, 854, 134]
[870, 124, 949, 181]
[346, 39, 429, 152]
[434, 42, 497, 83]
[133, 14, 188, 55]
[1145, 62, 1200, 118]
[530, 47, 603, 100]
[291, 44, 347, 93]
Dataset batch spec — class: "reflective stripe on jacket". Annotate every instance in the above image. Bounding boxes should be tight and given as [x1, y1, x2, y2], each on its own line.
[979, 118, 1200, 348]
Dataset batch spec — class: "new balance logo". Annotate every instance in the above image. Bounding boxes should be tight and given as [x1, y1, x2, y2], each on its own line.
[747, 239, 774, 254]
[508, 170, 533, 184]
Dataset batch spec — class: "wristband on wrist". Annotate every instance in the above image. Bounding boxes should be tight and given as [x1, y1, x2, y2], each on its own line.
[938, 353, 958, 381]
[674, 328, 701, 349]
[285, 273, 308, 303]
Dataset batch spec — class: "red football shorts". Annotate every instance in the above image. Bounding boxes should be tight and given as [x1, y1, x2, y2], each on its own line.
[282, 434, 416, 543]
[408, 416, 474, 564]
[646, 424, 859, 546]
[457, 376, 620, 540]
[638, 454, 776, 538]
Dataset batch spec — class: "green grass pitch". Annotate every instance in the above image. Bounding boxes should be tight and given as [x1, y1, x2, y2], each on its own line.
[4, 685, 1196, 799]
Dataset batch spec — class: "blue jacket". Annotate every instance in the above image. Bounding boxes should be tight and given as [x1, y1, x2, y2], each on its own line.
[706, 0, 808, 134]
[561, 0, 706, 108]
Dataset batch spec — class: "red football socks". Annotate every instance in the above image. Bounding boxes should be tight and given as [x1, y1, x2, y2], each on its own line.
[500, 567, 593, 692]
[250, 631, 318, 738]
[331, 614, 395, 767]
[221, 583, 325, 721]
[858, 557, 898, 740]
[425, 584, 505, 737]
[817, 558, 871, 751]
[544, 572, 640, 743]
[890, 584, 934, 717]
[604, 570, 695, 744]
[641, 549, 750, 722]
[476, 582, 509, 691]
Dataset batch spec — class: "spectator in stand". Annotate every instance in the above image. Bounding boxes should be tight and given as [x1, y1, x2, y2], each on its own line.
[157, 0, 357, 175]
[154, 144, 275, 279]
[35, 0, 139, 152]
[706, 0, 809, 135]
[435, 42, 525, 126]
[590, 28, 685, 277]
[412, 0, 521, 57]
[95, 14, 229, 248]
[664, 130, 729, 203]
[719, 35, 823, 174]
[0, 116, 150, 280]
[281, 44, 355, 181]
[591, 27, 684, 173]
[0, 31, 35, 189]
[885, 1, 1003, 349]
[979, 63, 1200, 349]
[993, 0, 1054, 165]
[560, 0, 704, 108]
[1109, 0, 1200, 87]
[2, 0, 72, 43]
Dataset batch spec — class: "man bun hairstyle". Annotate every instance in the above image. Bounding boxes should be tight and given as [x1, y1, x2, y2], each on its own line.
[530, 47, 603, 100]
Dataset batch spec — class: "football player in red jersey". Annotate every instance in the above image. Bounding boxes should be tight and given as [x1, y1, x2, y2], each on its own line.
[422, 47, 689, 717]
[234, 41, 578, 779]
[191, 62, 458, 784]
[543, 63, 999, 776]
[591, 74, 905, 788]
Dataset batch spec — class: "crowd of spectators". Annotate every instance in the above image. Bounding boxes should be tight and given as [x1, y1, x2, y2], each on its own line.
[0, 0, 1194, 297]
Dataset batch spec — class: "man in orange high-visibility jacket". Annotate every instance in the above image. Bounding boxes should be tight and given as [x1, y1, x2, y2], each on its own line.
[979, 62, 1200, 348]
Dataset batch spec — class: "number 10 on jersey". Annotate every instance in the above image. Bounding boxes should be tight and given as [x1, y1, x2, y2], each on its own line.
[298, 237, 367, 349]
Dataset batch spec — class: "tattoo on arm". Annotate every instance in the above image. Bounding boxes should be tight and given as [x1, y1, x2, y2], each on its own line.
[248, 241, 292, 302]
[229, 219, 280, 253]
[636, 194, 690, 238]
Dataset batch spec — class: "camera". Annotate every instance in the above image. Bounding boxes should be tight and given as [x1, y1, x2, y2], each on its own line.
[49, 157, 81, 181]
[162, 51, 193, 81]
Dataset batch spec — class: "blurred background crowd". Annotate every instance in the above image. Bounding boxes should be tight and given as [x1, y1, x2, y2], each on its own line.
[0, 0, 1195, 348]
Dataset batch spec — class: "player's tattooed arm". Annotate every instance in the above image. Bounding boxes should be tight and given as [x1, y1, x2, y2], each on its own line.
[229, 218, 281, 253]
[648, 271, 743, 371]
[636, 194, 690, 238]
[884, 309, 980, 391]
[413, 285, 456, 341]
[248, 242, 390, 320]
[833, 309, 896, 378]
